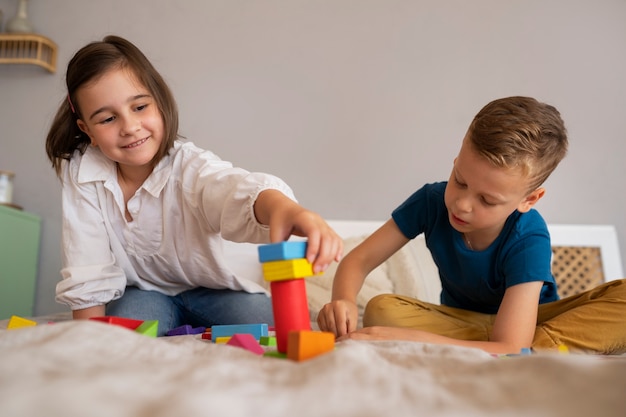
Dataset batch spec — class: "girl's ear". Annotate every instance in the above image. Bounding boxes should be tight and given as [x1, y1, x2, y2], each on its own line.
[76, 119, 97, 146]
[517, 187, 545, 213]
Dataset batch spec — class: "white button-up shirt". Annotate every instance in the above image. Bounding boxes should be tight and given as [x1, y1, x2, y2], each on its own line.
[56, 141, 296, 310]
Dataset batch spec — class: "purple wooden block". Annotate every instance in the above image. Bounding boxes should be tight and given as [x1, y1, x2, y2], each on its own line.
[166, 324, 206, 336]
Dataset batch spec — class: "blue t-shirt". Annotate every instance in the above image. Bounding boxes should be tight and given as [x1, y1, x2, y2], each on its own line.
[392, 181, 559, 314]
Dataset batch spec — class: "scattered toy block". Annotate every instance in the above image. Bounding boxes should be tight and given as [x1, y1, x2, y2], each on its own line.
[520, 347, 532, 355]
[260, 336, 277, 346]
[7, 315, 37, 329]
[226, 333, 265, 355]
[215, 336, 231, 344]
[166, 324, 206, 336]
[261, 258, 321, 282]
[90, 316, 144, 330]
[263, 351, 287, 359]
[210, 323, 268, 342]
[287, 330, 335, 362]
[258, 241, 308, 263]
[135, 320, 159, 337]
[270, 279, 311, 353]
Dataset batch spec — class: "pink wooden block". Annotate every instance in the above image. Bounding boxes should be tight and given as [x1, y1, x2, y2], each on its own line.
[226, 333, 265, 355]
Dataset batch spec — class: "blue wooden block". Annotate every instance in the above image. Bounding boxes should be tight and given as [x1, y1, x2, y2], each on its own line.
[258, 241, 307, 263]
[211, 323, 269, 342]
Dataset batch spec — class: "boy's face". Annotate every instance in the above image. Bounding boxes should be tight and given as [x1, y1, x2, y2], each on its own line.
[444, 137, 544, 244]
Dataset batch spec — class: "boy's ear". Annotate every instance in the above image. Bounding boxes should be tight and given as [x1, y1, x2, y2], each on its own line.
[517, 187, 545, 213]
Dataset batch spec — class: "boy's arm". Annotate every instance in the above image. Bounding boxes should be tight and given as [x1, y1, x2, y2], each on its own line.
[317, 219, 410, 337]
[343, 281, 543, 355]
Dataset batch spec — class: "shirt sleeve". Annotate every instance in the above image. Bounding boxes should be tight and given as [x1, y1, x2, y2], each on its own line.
[55, 158, 126, 310]
[177, 144, 297, 244]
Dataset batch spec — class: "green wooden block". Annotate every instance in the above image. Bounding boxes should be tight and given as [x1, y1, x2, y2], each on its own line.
[135, 320, 159, 337]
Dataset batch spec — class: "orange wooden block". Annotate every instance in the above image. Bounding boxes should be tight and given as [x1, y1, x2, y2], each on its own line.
[287, 330, 335, 361]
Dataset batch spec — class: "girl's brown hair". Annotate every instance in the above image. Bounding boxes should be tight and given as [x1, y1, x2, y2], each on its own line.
[46, 35, 179, 176]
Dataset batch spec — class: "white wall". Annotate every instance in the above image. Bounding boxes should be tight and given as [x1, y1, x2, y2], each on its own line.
[1, 0, 625, 315]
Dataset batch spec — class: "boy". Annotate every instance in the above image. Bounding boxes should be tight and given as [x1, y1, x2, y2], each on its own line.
[318, 96, 626, 355]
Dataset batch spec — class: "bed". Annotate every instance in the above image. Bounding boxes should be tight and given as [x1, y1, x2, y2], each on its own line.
[1, 220, 625, 417]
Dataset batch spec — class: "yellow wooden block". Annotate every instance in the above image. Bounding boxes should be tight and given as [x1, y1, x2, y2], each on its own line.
[215, 336, 231, 344]
[262, 258, 322, 282]
[7, 315, 37, 329]
[287, 330, 335, 361]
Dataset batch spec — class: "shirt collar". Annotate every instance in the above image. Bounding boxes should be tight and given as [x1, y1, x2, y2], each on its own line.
[76, 145, 173, 198]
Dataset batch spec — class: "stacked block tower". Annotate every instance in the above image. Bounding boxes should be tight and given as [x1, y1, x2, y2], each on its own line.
[258, 241, 319, 353]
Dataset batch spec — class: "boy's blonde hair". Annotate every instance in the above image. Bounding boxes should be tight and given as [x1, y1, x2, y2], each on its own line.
[467, 96, 568, 192]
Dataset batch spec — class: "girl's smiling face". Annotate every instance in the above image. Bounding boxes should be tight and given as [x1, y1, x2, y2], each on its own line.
[75, 67, 164, 176]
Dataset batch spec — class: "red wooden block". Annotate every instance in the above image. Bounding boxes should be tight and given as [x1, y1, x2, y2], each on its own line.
[90, 316, 144, 330]
[270, 279, 311, 353]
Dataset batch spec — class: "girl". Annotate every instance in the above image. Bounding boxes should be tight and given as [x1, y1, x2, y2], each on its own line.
[46, 35, 343, 336]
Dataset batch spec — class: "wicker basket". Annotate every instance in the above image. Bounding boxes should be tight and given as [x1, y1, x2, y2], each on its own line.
[0, 33, 57, 73]
[551, 246, 605, 298]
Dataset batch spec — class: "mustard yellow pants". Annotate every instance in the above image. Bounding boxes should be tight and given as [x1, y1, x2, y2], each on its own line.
[362, 278, 626, 354]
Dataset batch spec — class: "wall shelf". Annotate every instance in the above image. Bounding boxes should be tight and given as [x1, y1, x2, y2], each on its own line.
[0, 33, 57, 73]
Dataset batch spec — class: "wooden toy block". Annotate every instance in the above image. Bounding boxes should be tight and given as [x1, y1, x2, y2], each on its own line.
[287, 330, 335, 362]
[520, 347, 532, 355]
[7, 315, 37, 329]
[215, 336, 231, 344]
[135, 320, 159, 337]
[260, 336, 277, 346]
[201, 332, 212, 340]
[263, 350, 287, 359]
[270, 279, 311, 353]
[166, 324, 206, 336]
[262, 258, 322, 282]
[258, 241, 307, 263]
[226, 333, 265, 355]
[89, 316, 144, 330]
[210, 323, 268, 342]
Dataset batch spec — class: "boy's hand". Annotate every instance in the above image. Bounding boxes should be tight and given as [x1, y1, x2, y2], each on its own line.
[317, 299, 359, 337]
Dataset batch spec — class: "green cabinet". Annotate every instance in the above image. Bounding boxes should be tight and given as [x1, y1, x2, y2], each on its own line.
[0, 205, 41, 319]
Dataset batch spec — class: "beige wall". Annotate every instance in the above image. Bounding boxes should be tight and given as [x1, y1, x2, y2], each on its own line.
[1, 0, 625, 315]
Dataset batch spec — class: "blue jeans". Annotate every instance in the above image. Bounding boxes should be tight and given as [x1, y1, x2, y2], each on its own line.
[106, 286, 274, 336]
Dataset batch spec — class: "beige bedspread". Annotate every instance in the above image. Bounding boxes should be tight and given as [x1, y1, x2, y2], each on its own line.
[1, 319, 625, 417]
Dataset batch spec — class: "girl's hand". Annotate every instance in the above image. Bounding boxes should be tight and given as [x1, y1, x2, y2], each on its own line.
[317, 299, 359, 337]
[255, 190, 343, 273]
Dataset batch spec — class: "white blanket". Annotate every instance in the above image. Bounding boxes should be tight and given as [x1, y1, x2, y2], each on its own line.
[1, 320, 625, 417]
